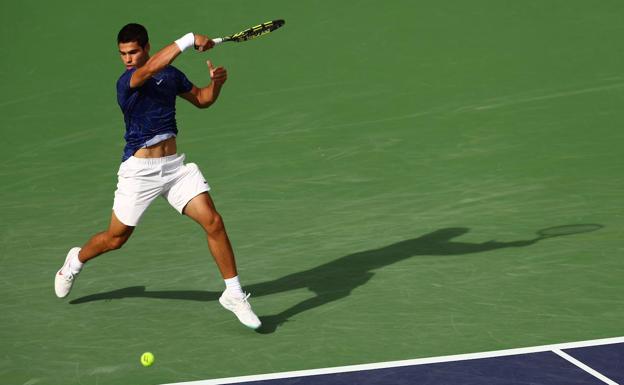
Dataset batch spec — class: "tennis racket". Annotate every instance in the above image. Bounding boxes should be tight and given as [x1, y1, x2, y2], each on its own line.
[212, 20, 285, 46]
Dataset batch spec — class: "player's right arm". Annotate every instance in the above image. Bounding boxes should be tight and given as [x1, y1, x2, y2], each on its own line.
[130, 34, 214, 88]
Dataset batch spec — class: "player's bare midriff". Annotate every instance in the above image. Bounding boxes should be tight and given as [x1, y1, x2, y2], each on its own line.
[133, 136, 177, 158]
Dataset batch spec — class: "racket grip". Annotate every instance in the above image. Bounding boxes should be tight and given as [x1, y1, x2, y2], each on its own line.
[212, 38, 224, 45]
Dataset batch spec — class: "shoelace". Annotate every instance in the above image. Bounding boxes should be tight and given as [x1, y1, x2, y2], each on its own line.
[60, 267, 74, 281]
[231, 293, 252, 310]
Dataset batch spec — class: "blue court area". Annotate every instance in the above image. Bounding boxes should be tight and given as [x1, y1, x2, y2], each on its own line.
[164, 338, 623, 385]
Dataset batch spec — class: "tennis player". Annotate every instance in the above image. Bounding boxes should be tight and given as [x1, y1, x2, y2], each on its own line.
[54, 23, 261, 330]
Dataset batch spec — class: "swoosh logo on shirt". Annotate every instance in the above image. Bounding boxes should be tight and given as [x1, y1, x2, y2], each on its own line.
[156, 79, 163, 85]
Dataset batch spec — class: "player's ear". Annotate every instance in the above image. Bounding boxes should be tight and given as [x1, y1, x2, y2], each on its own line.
[145, 42, 151, 53]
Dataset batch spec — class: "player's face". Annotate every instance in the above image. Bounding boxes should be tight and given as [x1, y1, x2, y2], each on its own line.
[118, 41, 150, 70]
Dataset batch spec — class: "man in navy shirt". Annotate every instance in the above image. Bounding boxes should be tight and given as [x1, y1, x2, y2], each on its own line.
[54, 23, 261, 330]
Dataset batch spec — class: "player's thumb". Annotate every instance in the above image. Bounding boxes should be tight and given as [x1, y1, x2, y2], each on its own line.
[207, 60, 215, 71]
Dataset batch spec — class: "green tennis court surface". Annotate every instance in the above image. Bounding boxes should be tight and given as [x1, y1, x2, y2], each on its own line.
[1, 1, 622, 384]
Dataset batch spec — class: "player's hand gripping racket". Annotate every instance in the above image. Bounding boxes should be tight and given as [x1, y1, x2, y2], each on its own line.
[212, 19, 285, 45]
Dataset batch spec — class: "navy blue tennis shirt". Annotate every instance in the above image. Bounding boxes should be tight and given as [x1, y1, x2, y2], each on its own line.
[116, 65, 193, 161]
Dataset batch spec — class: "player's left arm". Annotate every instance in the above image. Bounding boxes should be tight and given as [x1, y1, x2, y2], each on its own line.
[180, 60, 227, 109]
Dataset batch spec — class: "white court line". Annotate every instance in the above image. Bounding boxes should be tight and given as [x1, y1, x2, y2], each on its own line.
[161, 336, 624, 385]
[552, 349, 619, 385]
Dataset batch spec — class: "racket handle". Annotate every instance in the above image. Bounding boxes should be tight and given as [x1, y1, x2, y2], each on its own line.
[212, 38, 224, 45]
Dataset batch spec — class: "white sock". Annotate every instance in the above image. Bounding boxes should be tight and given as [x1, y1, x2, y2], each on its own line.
[224, 276, 245, 298]
[68, 249, 84, 275]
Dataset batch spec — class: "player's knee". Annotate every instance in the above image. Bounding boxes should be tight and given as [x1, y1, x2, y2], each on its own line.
[106, 234, 128, 251]
[204, 212, 224, 234]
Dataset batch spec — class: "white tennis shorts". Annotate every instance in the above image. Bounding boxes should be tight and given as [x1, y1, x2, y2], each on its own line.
[112, 153, 210, 226]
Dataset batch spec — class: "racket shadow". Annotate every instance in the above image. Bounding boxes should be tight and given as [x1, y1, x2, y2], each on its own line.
[69, 224, 603, 333]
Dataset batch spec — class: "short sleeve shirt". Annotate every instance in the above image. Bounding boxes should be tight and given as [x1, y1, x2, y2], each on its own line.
[116, 65, 193, 161]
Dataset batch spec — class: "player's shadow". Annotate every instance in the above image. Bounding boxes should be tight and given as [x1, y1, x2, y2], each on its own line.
[69, 226, 598, 334]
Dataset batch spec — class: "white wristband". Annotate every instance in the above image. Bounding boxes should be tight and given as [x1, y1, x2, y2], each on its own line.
[175, 32, 195, 52]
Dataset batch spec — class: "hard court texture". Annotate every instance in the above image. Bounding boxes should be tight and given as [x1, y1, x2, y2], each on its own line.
[0, 1, 622, 384]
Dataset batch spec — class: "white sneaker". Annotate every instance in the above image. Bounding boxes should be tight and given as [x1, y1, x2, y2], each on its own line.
[54, 247, 81, 298]
[219, 291, 262, 330]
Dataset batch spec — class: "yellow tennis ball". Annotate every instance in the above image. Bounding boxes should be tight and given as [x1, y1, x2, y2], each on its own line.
[140, 352, 155, 367]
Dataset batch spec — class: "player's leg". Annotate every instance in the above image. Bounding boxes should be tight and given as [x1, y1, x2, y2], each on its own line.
[55, 156, 163, 299]
[54, 212, 134, 298]
[78, 211, 135, 262]
[183, 192, 261, 329]
[182, 192, 237, 279]
[164, 158, 261, 329]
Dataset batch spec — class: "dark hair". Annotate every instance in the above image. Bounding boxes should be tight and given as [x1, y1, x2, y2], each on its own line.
[117, 23, 149, 48]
